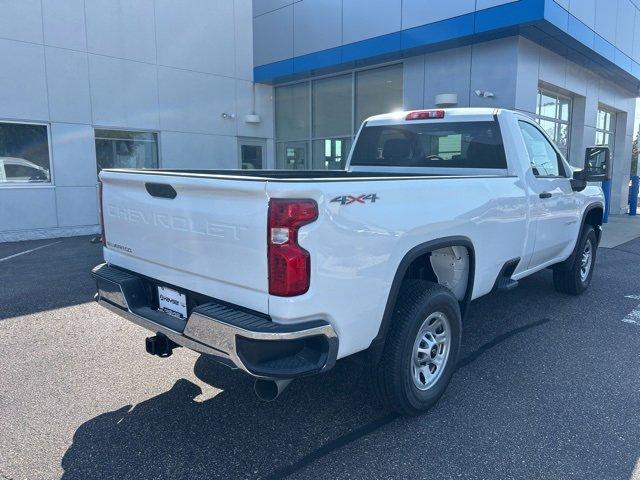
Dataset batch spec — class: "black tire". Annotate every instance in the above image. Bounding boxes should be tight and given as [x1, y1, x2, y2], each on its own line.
[553, 226, 597, 295]
[373, 280, 462, 415]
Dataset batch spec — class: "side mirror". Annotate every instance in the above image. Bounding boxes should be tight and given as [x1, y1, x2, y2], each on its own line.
[583, 146, 611, 181]
[571, 146, 611, 192]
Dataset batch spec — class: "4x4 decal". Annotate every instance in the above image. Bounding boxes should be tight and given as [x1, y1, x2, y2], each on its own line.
[330, 194, 379, 205]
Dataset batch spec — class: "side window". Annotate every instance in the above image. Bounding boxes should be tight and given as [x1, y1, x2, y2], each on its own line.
[518, 121, 565, 177]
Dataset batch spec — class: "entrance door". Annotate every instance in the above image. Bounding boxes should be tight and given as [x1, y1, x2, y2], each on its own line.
[276, 141, 309, 170]
[238, 138, 266, 170]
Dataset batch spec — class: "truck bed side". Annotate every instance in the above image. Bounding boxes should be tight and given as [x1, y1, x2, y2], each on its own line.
[266, 175, 529, 357]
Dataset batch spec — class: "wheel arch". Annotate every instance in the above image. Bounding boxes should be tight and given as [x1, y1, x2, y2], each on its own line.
[368, 236, 476, 362]
[583, 203, 604, 243]
[554, 202, 604, 272]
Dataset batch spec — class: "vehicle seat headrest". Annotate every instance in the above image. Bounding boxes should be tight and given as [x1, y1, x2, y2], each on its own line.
[383, 139, 411, 161]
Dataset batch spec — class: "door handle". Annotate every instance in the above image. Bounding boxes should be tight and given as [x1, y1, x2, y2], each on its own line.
[539, 192, 553, 199]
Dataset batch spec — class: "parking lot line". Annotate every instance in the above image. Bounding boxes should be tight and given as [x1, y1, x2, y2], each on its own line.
[0, 241, 61, 263]
[623, 295, 640, 326]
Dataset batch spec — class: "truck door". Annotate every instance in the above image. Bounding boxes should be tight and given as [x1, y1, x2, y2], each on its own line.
[517, 120, 580, 269]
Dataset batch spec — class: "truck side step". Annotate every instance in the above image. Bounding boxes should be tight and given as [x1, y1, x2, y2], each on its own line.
[493, 258, 521, 292]
[495, 277, 519, 292]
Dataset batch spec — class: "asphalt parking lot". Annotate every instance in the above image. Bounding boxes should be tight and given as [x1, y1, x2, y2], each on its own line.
[1, 236, 640, 480]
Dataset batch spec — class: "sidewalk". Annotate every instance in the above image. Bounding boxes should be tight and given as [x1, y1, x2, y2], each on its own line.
[599, 214, 640, 248]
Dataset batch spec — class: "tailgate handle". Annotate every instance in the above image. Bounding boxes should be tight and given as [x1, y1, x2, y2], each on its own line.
[145, 183, 177, 199]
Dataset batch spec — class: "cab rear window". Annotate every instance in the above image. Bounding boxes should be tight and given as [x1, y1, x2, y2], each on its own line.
[350, 121, 507, 169]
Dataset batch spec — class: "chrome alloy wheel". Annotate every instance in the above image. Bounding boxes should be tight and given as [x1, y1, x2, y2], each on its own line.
[411, 311, 451, 391]
[580, 239, 593, 282]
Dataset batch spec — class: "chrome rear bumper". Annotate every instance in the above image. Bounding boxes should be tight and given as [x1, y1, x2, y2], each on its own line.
[91, 263, 338, 379]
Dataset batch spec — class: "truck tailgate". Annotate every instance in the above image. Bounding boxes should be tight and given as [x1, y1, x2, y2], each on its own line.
[99, 171, 269, 312]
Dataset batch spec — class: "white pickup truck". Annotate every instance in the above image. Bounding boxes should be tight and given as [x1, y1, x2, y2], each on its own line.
[92, 108, 609, 414]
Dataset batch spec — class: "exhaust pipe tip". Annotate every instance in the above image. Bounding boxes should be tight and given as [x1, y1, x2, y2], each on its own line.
[254, 378, 292, 401]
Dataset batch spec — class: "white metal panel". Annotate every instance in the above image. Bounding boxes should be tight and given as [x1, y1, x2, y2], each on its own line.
[45, 47, 92, 125]
[234, 0, 254, 81]
[616, 0, 635, 58]
[42, 0, 87, 50]
[476, 0, 519, 9]
[56, 186, 98, 227]
[50, 123, 97, 187]
[157, 67, 236, 136]
[569, 0, 596, 29]
[0, 0, 43, 44]
[293, 0, 342, 57]
[0, 188, 58, 231]
[595, 0, 618, 45]
[155, 0, 235, 77]
[402, 0, 475, 30]
[89, 55, 160, 130]
[342, 0, 402, 45]
[160, 132, 238, 169]
[266, 175, 529, 358]
[85, 0, 157, 63]
[100, 171, 270, 313]
[253, 0, 295, 17]
[0, 39, 48, 122]
[253, 6, 294, 66]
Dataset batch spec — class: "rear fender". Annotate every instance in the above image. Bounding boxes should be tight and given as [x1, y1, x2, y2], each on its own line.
[368, 236, 476, 362]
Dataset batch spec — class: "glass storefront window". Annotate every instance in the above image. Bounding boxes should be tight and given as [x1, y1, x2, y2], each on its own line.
[313, 75, 352, 138]
[276, 82, 310, 141]
[95, 130, 158, 174]
[355, 64, 403, 129]
[312, 138, 351, 170]
[240, 144, 264, 169]
[274, 64, 403, 170]
[595, 107, 616, 150]
[276, 141, 309, 170]
[535, 89, 572, 159]
[0, 122, 50, 184]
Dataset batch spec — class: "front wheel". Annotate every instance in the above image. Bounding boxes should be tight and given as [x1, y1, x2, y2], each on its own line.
[553, 226, 597, 295]
[373, 280, 461, 415]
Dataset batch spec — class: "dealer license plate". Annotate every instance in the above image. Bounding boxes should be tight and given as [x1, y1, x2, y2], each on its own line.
[158, 286, 187, 319]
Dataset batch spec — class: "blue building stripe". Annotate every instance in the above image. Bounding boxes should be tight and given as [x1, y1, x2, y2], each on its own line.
[293, 47, 342, 75]
[542, 0, 568, 32]
[475, 0, 543, 33]
[341, 32, 402, 64]
[567, 15, 594, 50]
[253, 0, 640, 89]
[254, 59, 294, 83]
[401, 14, 475, 51]
[593, 34, 616, 64]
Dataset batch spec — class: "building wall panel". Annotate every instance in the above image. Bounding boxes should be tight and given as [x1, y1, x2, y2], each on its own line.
[0, 0, 273, 240]
[45, 47, 92, 125]
[89, 55, 160, 130]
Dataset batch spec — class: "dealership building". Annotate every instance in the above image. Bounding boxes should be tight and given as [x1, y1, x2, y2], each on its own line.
[1, 0, 639, 241]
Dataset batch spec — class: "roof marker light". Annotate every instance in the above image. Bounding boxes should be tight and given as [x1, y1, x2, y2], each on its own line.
[406, 110, 445, 121]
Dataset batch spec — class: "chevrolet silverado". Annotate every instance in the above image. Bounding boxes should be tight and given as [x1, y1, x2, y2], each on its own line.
[92, 108, 609, 414]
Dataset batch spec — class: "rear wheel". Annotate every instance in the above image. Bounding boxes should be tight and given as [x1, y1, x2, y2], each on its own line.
[373, 280, 461, 415]
[553, 226, 597, 295]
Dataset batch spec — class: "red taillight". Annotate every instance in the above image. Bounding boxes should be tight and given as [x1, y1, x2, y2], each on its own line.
[406, 110, 445, 120]
[97, 180, 106, 245]
[268, 199, 318, 297]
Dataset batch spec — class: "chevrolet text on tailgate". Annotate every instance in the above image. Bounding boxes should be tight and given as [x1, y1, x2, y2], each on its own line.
[92, 108, 609, 414]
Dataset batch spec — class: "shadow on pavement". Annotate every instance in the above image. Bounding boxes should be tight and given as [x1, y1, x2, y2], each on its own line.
[59, 242, 640, 480]
[0, 236, 103, 320]
[59, 315, 560, 480]
[60, 355, 386, 480]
